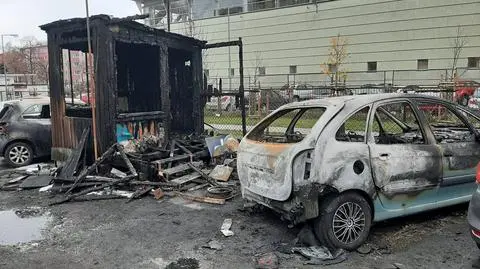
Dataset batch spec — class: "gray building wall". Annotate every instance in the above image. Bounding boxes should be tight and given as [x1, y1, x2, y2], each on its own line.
[136, 0, 480, 89]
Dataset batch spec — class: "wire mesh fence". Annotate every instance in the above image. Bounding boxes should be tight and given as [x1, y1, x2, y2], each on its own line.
[204, 69, 480, 137]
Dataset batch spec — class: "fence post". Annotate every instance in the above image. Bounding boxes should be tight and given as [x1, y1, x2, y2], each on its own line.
[238, 38, 246, 136]
[391, 70, 395, 86]
[383, 71, 386, 88]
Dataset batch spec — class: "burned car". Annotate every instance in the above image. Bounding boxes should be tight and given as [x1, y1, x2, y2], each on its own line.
[238, 94, 480, 250]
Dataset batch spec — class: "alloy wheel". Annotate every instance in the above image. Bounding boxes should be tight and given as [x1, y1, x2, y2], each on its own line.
[332, 201, 366, 244]
[9, 145, 31, 165]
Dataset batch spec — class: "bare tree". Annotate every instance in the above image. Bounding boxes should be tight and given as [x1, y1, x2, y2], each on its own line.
[448, 26, 467, 82]
[321, 34, 349, 93]
[251, 51, 263, 89]
[248, 51, 263, 116]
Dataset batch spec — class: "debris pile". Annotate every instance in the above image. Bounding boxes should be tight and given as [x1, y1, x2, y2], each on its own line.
[0, 129, 241, 207]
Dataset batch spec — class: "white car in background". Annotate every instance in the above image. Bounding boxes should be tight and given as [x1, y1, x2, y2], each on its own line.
[468, 88, 480, 110]
[205, 96, 235, 111]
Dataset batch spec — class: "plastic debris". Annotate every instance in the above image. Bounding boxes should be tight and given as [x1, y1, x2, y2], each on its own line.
[220, 218, 234, 237]
[254, 252, 279, 269]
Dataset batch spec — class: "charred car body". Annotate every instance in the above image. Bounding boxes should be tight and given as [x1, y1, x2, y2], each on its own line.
[238, 94, 480, 250]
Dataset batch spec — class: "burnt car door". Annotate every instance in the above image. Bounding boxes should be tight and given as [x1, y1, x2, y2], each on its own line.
[367, 100, 442, 210]
[21, 104, 51, 156]
[416, 100, 480, 200]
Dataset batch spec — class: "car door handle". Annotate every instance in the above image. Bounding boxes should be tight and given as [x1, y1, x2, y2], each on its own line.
[379, 153, 390, 160]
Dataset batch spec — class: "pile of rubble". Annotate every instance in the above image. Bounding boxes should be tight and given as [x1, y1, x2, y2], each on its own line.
[0, 131, 241, 206]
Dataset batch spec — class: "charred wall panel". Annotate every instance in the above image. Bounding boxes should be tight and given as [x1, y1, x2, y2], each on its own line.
[191, 49, 204, 134]
[93, 24, 117, 154]
[47, 32, 67, 151]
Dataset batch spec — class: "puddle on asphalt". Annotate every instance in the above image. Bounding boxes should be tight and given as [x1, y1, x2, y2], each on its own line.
[0, 208, 51, 245]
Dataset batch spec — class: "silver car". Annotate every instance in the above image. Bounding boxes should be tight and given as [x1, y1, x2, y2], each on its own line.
[238, 94, 480, 250]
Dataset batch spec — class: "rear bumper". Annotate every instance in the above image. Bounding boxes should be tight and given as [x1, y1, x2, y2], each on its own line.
[242, 183, 326, 224]
[468, 186, 480, 244]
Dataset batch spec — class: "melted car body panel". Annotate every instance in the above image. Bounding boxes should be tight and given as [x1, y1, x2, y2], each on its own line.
[238, 94, 479, 224]
[238, 102, 344, 201]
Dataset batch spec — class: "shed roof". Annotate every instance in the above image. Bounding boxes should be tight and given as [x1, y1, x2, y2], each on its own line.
[39, 14, 206, 47]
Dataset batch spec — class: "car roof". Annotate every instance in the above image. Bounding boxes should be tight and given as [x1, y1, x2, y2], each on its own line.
[278, 93, 448, 110]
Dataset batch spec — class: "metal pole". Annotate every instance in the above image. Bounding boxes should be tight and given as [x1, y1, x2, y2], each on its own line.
[239, 37, 246, 136]
[2, 35, 5, 101]
[85, 52, 90, 104]
[227, 10, 232, 92]
[68, 50, 74, 104]
[86, 0, 99, 159]
[166, 0, 171, 32]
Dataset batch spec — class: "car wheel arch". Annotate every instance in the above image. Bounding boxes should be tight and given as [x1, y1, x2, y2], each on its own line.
[317, 188, 374, 221]
[3, 139, 36, 157]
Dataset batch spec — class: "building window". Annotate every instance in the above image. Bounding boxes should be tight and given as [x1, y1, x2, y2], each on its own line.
[258, 67, 266, 76]
[468, 57, 480, 69]
[215, 6, 243, 16]
[248, 0, 275, 11]
[367, 62, 377, 72]
[204, 69, 209, 78]
[230, 68, 235, 77]
[279, 0, 310, 7]
[289, 65, 297, 74]
[417, 59, 428, 70]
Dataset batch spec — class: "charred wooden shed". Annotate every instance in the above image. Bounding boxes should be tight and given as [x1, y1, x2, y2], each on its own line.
[40, 15, 206, 161]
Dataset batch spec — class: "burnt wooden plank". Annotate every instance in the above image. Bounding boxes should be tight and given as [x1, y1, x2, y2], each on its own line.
[191, 49, 203, 134]
[116, 111, 165, 122]
[161, 161, 202, 180]
[170, 172, 201, 186]
[93, 23, 117, 155]
[160, 44, 170, 142]
[56, 127, 90, 180]
[47, 32, 66, 150]
[151, 149, 209, 167]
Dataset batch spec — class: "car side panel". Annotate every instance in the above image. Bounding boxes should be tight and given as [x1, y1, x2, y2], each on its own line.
[4, 119, 51, 157]
[312, 107, 376, 197]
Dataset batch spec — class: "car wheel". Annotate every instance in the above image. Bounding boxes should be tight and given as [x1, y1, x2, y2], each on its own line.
[461, 96, 469, 106]
[5, 142, 34, 167]
[225, 104, 232, 111]
[293, 96, 300, 102]
[313, 192, 372, 250]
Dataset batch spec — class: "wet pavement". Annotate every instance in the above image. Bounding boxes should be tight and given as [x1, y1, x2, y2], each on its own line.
[0, 167, 479, 268]
[0, 208, 51, 245]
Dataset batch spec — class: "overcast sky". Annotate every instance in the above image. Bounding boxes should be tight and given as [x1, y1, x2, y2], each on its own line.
[0, 0, 139, 44]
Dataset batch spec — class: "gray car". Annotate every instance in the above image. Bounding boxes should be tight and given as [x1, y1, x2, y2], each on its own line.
[238, 93, 480, 250]
[0, 99, 52, 167]
[467, 167, 480, 248]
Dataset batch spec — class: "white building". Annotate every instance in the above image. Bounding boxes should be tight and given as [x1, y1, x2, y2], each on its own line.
[133, 0, 480, 89]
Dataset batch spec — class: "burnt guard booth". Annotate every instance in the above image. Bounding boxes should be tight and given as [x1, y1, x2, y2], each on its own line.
[40, 15, 206, 161]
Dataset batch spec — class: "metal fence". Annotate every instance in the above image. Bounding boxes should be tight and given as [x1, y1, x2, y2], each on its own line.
[204, 68, 479, 137]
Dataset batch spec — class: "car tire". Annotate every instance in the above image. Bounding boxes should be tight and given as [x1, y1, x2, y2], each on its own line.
[461, 96, 469, 106]
[313, 192, 372, 250]
[225, 104, 232, 112]
[4, 142, 34, 167]
[293, 96, 300, 102]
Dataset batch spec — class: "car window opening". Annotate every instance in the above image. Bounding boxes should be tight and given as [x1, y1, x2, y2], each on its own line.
[247, 107, 326, 143]
[419, 102, 476, 143]
[373, 102, 425, 145]
[336, 106, 370, 142]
